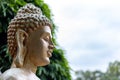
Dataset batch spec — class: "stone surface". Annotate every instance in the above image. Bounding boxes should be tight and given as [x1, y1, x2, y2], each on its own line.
[0, 3, 54, 80]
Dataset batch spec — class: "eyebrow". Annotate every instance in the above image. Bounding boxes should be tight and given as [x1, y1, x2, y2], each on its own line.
[43, 32, 52, 38]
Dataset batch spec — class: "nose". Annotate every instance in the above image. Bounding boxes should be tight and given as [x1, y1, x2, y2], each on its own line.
[48, 42, 55, 49]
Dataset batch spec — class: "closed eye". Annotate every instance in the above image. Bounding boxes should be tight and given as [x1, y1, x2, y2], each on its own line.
[41, 32, 52, 42]
[44, 36, 50, 41]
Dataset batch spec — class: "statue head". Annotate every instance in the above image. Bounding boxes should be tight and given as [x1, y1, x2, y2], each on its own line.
[7, 3, 54, 68]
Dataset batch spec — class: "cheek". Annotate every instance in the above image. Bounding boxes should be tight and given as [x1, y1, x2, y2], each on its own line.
[29, 39, 49, 55]
[40, 39, 49, 49]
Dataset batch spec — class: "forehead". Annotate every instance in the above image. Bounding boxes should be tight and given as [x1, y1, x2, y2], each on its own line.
[43, 26, 51, 34]
[29, 26, 52, 37]
[41, 26, 52, 37]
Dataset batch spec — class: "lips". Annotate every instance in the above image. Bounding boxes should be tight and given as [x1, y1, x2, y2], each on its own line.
[47, 50, 52, 57]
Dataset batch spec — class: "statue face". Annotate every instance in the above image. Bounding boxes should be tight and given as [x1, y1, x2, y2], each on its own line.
[27, 26, 54, 66]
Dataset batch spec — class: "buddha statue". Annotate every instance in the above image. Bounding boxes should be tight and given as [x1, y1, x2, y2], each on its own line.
[0, 3, 54, 80]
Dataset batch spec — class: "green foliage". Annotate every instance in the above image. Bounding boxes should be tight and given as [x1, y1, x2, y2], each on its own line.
[75, 61, 120, 80]
[0, 0, 71, 80]
[75, 70, 103, 80]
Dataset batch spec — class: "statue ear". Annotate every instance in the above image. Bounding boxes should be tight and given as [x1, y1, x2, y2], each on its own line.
[13, 29, 28, 68]
[16, 29, 28, 48]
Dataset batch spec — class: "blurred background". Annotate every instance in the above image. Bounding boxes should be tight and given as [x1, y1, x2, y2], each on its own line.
[0, 0, 120, 80]
[44, 0, 120, 79]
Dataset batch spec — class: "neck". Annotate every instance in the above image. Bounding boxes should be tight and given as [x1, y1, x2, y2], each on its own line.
[22, 54, 37, 73]
[11, 53, 37, 73]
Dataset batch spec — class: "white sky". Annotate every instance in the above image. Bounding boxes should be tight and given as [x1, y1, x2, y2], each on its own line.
[44, 0, 120, 78]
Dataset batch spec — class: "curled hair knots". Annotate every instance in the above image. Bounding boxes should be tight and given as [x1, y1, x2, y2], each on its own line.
[7, 3, 52, 58]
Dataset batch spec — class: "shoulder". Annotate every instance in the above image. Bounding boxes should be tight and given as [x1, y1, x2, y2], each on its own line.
[0, 68, 25, 80]
[0, 73, 16, 80]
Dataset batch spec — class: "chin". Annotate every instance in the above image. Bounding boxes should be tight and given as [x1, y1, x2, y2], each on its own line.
[39, 62, 50, 66]
[39, 58, 50, 66]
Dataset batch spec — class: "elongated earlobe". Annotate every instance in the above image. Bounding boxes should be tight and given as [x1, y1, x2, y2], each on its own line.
[12, 29, 28, 68]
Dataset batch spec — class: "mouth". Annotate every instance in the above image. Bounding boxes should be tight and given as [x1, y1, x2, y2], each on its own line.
[47, 50, 53, 57]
